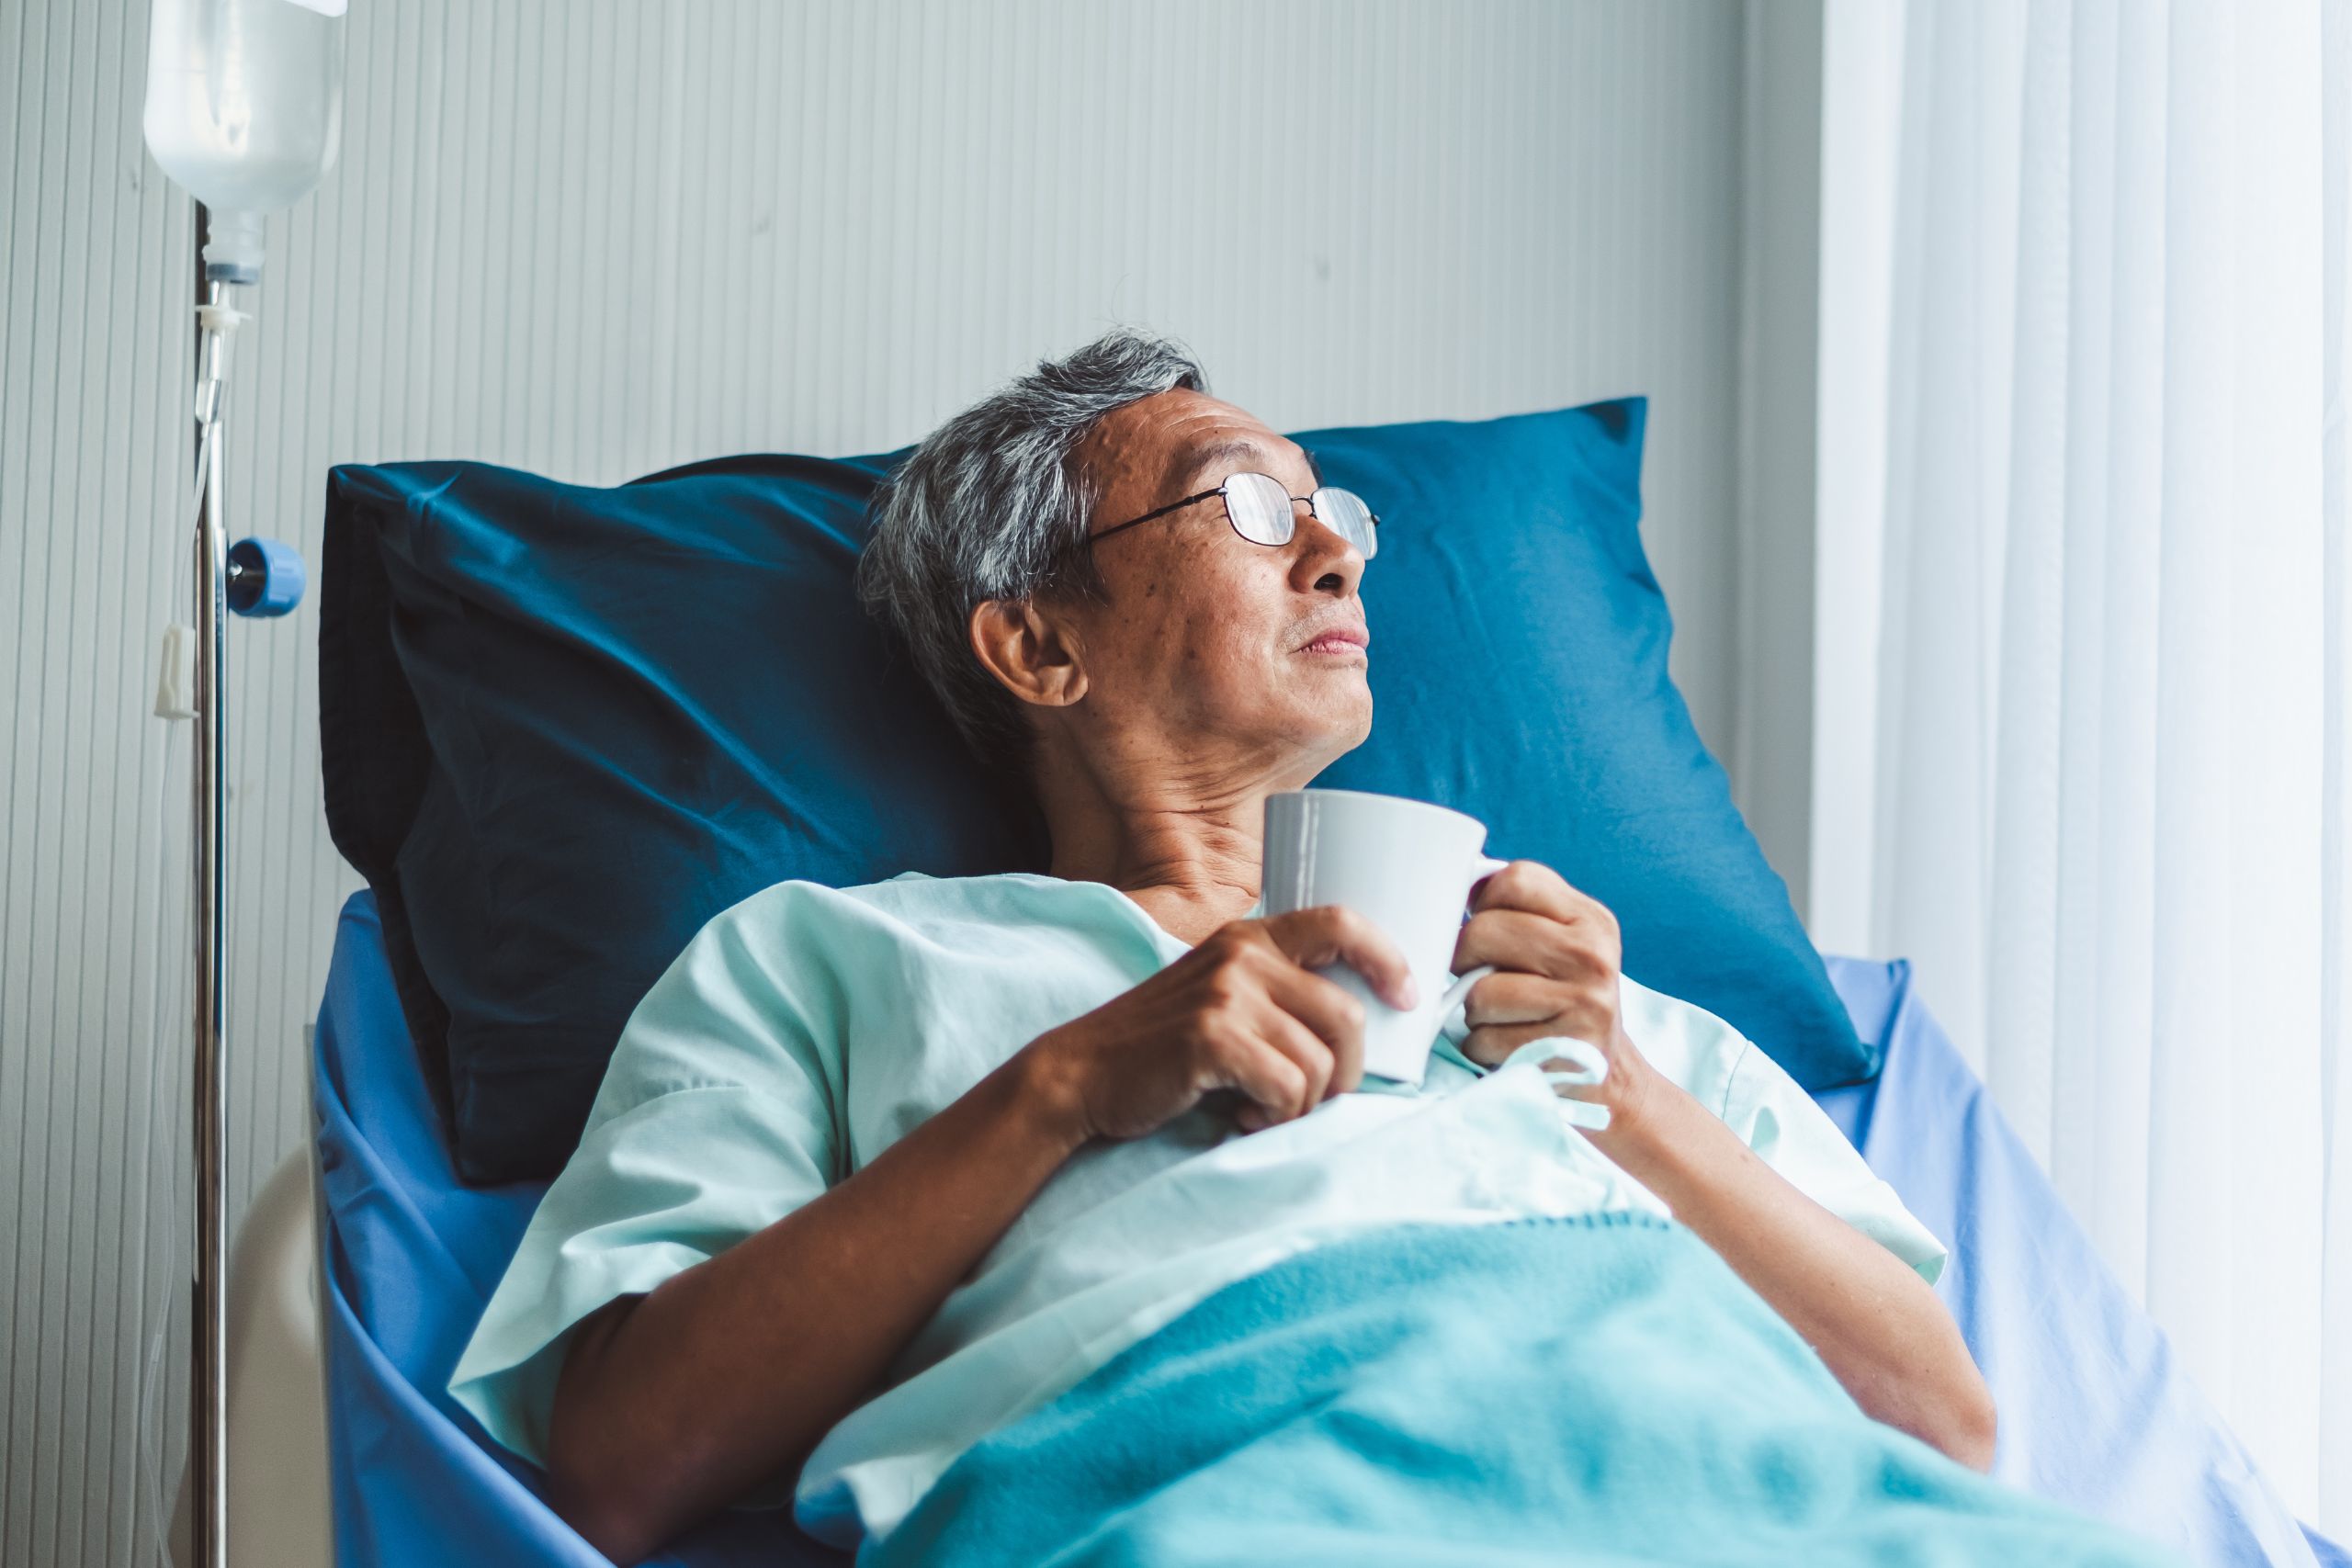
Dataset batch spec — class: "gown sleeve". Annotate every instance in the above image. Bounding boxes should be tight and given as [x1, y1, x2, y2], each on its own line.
[447, 884, 849, 1475]
[1717, 1034, 1951, 1285]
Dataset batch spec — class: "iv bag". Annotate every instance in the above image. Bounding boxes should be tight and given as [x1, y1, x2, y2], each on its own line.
[142, 0, 347, 283]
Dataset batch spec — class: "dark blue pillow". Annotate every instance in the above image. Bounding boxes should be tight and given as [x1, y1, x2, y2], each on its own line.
[322, 400, 1870, 1186]
[322, 454, 1048, 1184]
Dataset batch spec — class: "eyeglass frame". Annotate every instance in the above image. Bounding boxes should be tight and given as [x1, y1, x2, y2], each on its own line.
[1085, 471, 1381, 557]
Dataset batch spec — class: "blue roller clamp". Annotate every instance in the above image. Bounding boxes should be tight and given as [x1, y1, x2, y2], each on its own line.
[227, 536, 305, 617]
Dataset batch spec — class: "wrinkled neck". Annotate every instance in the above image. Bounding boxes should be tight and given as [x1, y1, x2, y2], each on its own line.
[1032, 737, 1296, 946]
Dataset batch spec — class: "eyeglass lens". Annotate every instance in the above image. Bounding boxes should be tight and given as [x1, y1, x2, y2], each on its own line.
[1311, 485, 1377, 559]
[1221, 472, 1378, 558]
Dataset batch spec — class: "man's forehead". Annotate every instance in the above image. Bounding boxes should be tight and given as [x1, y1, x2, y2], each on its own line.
[1085, 389, 1316, 495]
[1147, 401, 1308, 486]
[1173, 433, 1325, 492]
[1173, 434, 1285, 487]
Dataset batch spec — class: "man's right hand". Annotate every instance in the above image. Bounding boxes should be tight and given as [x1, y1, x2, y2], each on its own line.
[1022, 906, 1419, 1144]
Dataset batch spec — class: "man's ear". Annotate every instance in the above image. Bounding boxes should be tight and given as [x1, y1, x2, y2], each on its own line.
[970, 598, 1089, 710]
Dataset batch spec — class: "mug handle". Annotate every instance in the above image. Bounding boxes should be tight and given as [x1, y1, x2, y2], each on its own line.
[1451, 852, 1613, 1128]
[1434, 963, 1494, 1019]
[1429, 973, 1612, 1128]
[1431, 854, 1516, 1013]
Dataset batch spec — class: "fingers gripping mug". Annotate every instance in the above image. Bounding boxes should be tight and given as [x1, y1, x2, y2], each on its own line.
[1261, 789, 1611, 1100]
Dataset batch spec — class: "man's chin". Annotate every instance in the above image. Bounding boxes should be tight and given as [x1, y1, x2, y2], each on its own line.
[1306, 691, 1374, 767]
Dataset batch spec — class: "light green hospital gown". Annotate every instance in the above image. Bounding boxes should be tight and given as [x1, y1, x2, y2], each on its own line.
[448, 870, 1949, 1551]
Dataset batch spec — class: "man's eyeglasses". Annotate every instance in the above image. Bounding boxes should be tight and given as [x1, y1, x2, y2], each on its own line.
[1088, 471, 1380, 559]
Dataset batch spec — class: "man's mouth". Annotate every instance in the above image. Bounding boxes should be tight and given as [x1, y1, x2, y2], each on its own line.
[1297, 626, 1370, 657]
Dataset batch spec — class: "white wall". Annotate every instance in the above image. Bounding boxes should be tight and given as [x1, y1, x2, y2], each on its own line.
[1735, 0, 1824, 921]
[0, 3, 1804, 1563]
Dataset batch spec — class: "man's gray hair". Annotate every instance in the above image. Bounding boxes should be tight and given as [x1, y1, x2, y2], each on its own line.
[855, 328, 1207, 771]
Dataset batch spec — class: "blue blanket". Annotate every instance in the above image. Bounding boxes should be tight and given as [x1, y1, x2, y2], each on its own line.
[873, 1214, 2186, 1568]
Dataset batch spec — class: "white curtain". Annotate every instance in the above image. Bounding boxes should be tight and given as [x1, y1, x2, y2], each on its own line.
[1811, 0, 2350, 1535]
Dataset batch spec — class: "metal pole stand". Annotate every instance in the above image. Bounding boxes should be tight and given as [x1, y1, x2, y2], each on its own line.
[184, 227, 304, 1568]
[189, 273, 237, 1568]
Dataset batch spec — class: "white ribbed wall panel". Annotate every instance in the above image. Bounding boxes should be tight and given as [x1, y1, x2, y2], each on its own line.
[0, 3, 1767, 1563]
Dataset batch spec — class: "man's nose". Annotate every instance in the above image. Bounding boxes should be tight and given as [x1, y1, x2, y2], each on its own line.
[1288, 504, 1365, 597]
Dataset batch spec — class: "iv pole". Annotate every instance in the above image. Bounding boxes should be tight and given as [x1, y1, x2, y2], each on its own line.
[141, 6, 336, 1557]
[182, 202, 303, 1568]
[189, 205, 232, 1568]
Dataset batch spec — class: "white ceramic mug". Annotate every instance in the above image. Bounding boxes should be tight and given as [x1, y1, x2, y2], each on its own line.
[1261, 788, 1510, 1085]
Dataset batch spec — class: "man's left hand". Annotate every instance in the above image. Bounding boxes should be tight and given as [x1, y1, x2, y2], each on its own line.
[1453, 861, 1661, 1137]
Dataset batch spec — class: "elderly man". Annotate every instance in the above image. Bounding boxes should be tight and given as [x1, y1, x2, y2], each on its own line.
[449, 332, 2041, 1565]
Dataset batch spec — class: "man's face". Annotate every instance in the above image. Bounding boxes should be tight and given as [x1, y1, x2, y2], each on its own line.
[1050, 388, 1372, 779]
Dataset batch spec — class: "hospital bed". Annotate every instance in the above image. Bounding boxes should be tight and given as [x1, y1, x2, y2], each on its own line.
[226, 889, 2333, 1568]
[219, 407, 2350, 1565]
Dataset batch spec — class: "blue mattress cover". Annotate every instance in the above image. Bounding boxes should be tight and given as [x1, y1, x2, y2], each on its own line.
[313, 891, 2346, 1567]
